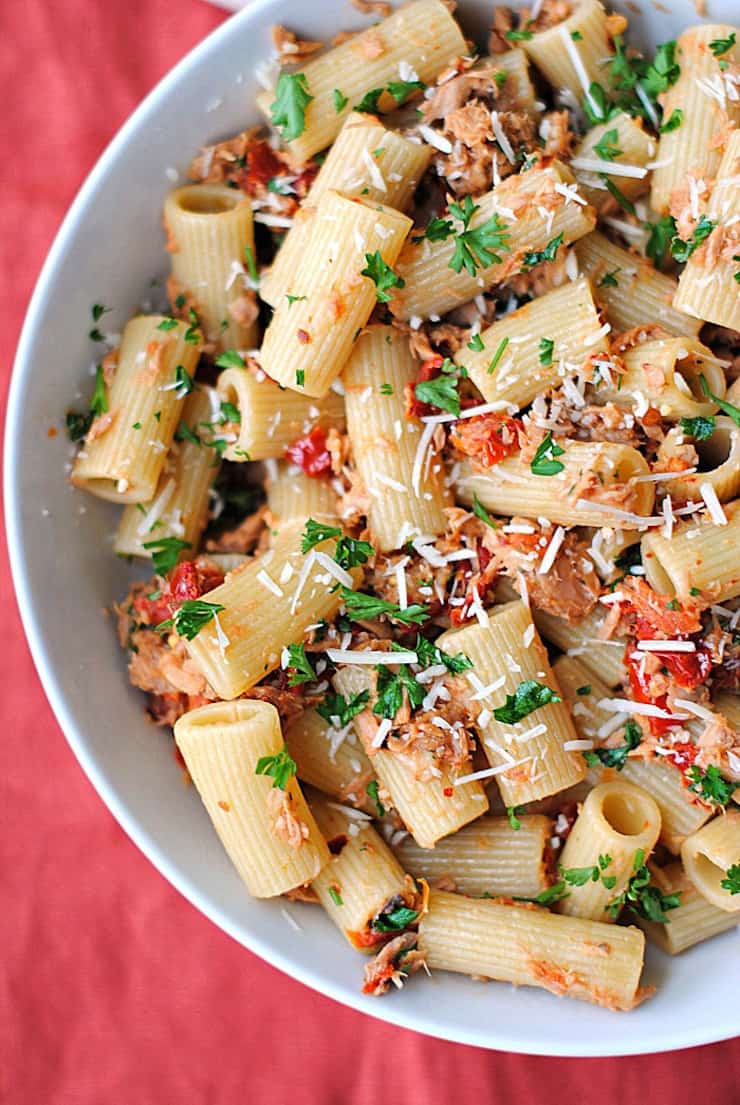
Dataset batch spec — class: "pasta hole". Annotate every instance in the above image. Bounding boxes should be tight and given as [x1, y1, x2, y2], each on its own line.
[600, 792, 648, 836]
[177, 189, 241, 215]
[692, 851, 726, 893]
[328, 834, 348, 856]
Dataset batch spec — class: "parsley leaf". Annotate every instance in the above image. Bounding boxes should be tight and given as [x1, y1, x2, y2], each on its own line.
[335, 535, 374, 570]
[583, 81, 619, 126]
[174, 421, 202, 446]
[361, 250, 405, 302]
[142, 537, 192, 575]
[317, 690, 370, 728]
[700, 375, 740, 428]
[333, 88, 348, 113]
[640, 40, 680, 98]
[414, 363, 462, 416]
[660, 108, 683, 133]
[366, 779, 385, 817]
[606, 847, 681, 922]
[328, 885, 343, 906]
[645, 215, 677, 268]
[448, 195, 511, 276]
[354, 87, 384, 113]
[599, 174, 636, 216]
[538, 337, 555, 366]
[371, 906, 419, 932]
[493, 680, 561, 724]
[173, 363, 195, 396]
[688, 764, 734, 807]
[301, 518, 342, 552]
[340, 588, 429, 626]
[90, 365, 108, 417]
[413, 634, 472, 675]
[584, 719, 642, 771]
[709, 32, 736, 56]
[720, 863, 740, 895]
[671, 216, 716, 262]
[157, 317, 178, 332]
[412, 216, 455, 244]
[386, 79, 425, 104]
[270, 73, 313, 142]
[373, 662, 425, 720]
[505, 28, 533, 41]
[487, 336, 509, 375]
[472, 494, 497, 530]
[163, 599, 225, 640]
[285, 642, 317, 686]
[680, 415, 715, 441]
[598, 268, 620, 288]
[215, 349, 246, 369]
[507, 805, 524, 830]
[255, 748, 297, 790]
[467, 332, 485, 352]
[594, 128, 622, 161]
[530, 431, 565, 476]
[520, 232, 563, 271]
[65, 411, 93, 442]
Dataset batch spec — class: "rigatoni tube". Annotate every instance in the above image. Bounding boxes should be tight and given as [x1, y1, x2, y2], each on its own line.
[522, 0, 614, 106]
[173, 700, 329, 898]
[556, 781, 661, 923]
[419, 889, 647, 1011]
[183, 524, 362, 700]
[641, 501, 740, 603]
[164, 184, 258, 351]
[437, 601, 586, 806]
[71, 315, 201, 503]
[259, 191, 411, 398]
[456, 442, 654, 529]
[681, 812, 740, 913]
[266, 464, 338, 527]
[390, 162, 595, 321]
[260, 115, 431, 307]
[455, 278, 608, 410]
[284, 707, 376, 812]
[256, 0, 467, 162]
[215, 365, 345, 461]
[571, 113, 655, 214]
[594, 337, 725, 420]
[637, 862, 738, 954]
[115, 388, 218, 559]
[343, 324, 451, 551]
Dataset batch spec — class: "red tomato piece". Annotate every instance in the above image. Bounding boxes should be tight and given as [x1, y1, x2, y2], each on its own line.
[450, 413, 523, 468]
[284, 426, 332, 477]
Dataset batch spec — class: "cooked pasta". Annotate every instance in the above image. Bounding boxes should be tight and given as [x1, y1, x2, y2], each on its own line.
[66, 0, 740, 1011]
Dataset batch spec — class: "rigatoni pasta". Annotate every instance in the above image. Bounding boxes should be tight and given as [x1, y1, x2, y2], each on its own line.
[680, 813, 740, 913]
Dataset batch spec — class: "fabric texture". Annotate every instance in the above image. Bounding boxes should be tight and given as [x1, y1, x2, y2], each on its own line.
[1, 2, 738, 1101]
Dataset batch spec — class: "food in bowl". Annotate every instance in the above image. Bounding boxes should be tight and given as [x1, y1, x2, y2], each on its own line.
[64, 0, 739, 1011]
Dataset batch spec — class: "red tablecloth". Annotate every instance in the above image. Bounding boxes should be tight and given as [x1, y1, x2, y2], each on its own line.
[2, 2, 738, 1101]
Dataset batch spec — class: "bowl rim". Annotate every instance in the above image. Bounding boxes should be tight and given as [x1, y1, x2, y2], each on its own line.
[5, 0, 740, 1057]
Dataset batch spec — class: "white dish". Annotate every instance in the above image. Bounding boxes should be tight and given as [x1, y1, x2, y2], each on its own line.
[6, 0, 740, 1055]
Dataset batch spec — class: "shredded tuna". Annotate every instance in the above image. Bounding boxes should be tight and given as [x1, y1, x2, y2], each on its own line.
[86, 410, 116, 442]
[267, 787, 311, 849]
[205, 504, 269, 554]
[271, 24, 324, 65]
[351, 29, 385, 60]
[362, 933, 425, 996]
[351, 0, 392, 14]
[228, 291, 259, 328]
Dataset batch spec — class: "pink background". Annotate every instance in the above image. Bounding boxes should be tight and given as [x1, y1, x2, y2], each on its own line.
[2, 1, 738, 1100]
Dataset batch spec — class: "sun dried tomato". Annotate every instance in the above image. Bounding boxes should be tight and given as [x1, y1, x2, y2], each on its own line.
[450, 412, 523, 468]
[284, 426, 332, 477]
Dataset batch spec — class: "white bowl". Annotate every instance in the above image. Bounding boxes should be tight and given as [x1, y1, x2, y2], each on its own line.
[6, 0, 740, 1056]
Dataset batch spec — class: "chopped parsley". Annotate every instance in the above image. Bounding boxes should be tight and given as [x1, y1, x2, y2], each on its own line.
[530, 431, 565, 476]
[472, 494, 497, 530]
[244, 245, 259, 284]
[467, 332, 485, 352]
[89, 364, 108, 418]
[505, 28, 533, 41]
[709, 32, 736, 56]
[688, 764, 734, 808]
[492, 680, 561, 724]
[593, 128, 622, 161]
[157, 317, 178, 332]
[720, 864, 740, 895]
[270, 72, 313, 142]
[159, 598, 225, 640]
[371, 906, 419, 932]
[284, 642, 317, 686]
[361, 250, 405, 302]
[379, 382, 394, 395]
[700, 376, 740, 428]
[645, 215, 677, 268]
[606, 848, 681, 922]
[583, 81, 619, 126]
[598, 268, 620, 288]
[340, 588, 429, 627]
[413, 634, 472, 675]
[659, 108, 683, 133]
[317, 690, 370, 728]
[487, 336, 509, 375]
[91, 303, 110, 322]
[538, 337, 555, 367]
[295, 370, 305, 387]
[670, 216, 716, 263]
[373, 661, 425, 720]
[520, 232, 563, 271]
[255, 748, 297, 790]
[507, 805, 524, 831]
[328, 885, 343, 907]
[414, 358, 463, 416]
[412, 216, 455, 245]
[599, 174, 636, 216]
[142, 537, 192, 575]
[183, 308, 201, 345]
[354, 79, 424, 113]
[333, 88, 348, 113]
[680, 415, 715, 441]
[286, 294, 308, 306]
[577, 684, 591, 696]
[301, 518, 342, 552]
[584, 719, 642, 771]
[366, 779, 385, 817]
[65, 412, 93, 442]
[335, 536, 374, 570]
[215, 349, 246, 369]
[448, 195, 511, 277]
[173, 363, 195, 396]
[563, 853, 615, 889]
